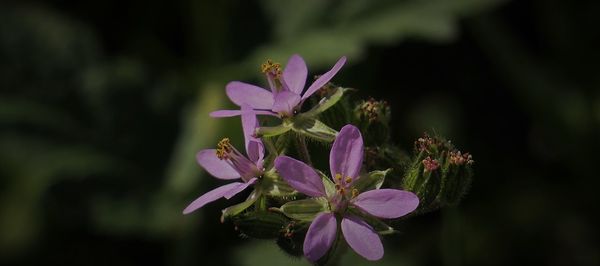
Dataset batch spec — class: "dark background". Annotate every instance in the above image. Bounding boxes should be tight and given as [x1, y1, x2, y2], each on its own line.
[1, 0, 598, 265]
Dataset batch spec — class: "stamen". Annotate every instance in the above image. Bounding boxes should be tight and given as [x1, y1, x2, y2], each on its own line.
[351, 189, 359, 199]
[345, 176, 353, 184]
[335, 173, 342, 181]
[216, 138, 232, 160]
[261, 59, 282, 78]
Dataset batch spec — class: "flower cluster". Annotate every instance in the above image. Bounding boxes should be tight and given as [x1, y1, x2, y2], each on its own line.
[181, 55, 474, 263]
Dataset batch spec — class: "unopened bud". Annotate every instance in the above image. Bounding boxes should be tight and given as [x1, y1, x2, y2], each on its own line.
[354, 98, 391, 145]
[439, 150, 474, 205]
[403, 133, 475, 213]
[422, 156, 440, 172]
[231, 211, 289, 239]
[403, 153, 442, 211]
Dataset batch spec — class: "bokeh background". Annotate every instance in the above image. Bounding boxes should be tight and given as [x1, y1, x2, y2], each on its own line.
[1, 0, 599, 265]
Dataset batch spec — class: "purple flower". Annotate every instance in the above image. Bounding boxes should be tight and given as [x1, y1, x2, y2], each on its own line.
[210, 54, 346, 118]
[274, 125, 419, 261]
[183, 105, 264, 214]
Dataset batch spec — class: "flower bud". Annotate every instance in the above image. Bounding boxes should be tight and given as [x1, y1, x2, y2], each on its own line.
[354, 98, 391, 145]
[402, 133, 474, 213]
[402, 153, 442, 211]
[231, 211, 290, 239]
[439, 150, 474, 205]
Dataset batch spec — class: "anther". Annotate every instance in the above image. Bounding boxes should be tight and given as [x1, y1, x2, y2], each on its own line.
[335, 173, 342, 181]
[351, 189, 359, 198]
[216, 138, 232, 160]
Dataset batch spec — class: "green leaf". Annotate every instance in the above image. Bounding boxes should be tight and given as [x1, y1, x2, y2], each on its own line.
[291, 115, 338, 142]
[260, 169, 297, 197]
[221, 189, 260, 221]
[255, 123, 292, 138]
[317, 170, 336, 198]
[280, 197, 329, 221]
[303, 87, 350, 117]
[353, 169, 389, 192]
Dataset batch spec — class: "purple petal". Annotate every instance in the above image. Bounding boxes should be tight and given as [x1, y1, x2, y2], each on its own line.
[330, 124, 363, 180]
[241, 105, 264, 163]
[246, 140, 264, 166]
[182, 182, 246, 214]
[226, 81, 274, 109]
[341, 215, 384, 261]
[210, 109, 277, 118]
[352, 189, 419, 219]
[271, 91, 301, 115]
[304, 212, 337, 262]
[196, 149, 240, 180]
[283, 54, 307, 95]
[223, 177, 257, 199]
[302, 56, 346, 100]
[274, 156, 326, 197]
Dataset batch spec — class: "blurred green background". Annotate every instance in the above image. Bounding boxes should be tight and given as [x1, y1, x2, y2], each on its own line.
[1, 0, 599, 265]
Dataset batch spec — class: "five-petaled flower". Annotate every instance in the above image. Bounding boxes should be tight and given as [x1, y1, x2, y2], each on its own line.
[183, 105, 264, 214]
[210, 54, 346, 118]
[275, 125, 419, 261]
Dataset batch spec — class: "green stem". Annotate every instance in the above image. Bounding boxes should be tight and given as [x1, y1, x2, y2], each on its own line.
[263, 137, 278, 156]
[295, 135, 313, 165]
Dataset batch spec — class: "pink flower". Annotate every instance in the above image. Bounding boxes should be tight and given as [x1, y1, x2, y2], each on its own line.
[274, 125, 419, 261]
[183, 105, 264, 214]
[210, 54, 346, 118]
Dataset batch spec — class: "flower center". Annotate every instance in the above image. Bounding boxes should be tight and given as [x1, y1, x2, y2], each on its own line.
[261, 59, 282, 77]
[216, 138, 232, 160]
[261, 59, 286, 92]
[215, 138, 261, 182]
[330, 173, 359, 213]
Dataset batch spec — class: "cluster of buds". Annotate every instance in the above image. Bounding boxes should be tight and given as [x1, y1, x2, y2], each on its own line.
[357, 98, 390, 123]
[449, 150, 474, 165]
[353, 98, 392, 146]
[182, 54, 475, 264]
[402, 133, 474, 212]
[422, 156, 440, 172]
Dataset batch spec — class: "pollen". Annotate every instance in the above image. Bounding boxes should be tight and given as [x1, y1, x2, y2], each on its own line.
[351, 189, 359, 198]
[345, 176, 353, 184]
[335, 173, 342, 181]
[261, 59, 282, 78]
[216, 138, 232, 160]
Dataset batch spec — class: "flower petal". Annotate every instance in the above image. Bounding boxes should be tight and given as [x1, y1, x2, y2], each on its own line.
[302, 56, 346, 100]
[352, 189, 419, 219]
[274, 156, 326, 197]
[241, 105, 264, 163]
[271, 90, 301, 115]
[304, 212, 337, 262]
[341, 215, 384, 261]
[196, 149, 240, 180]
[330, 124, 363, 180]
[210, 109, 277, 118]
[246, 140, 264, 167]
[182, 182, 246, 214]
[223, 177, 257, 199]
[226, 81, 274, 109]
[283, 54, 307, 95]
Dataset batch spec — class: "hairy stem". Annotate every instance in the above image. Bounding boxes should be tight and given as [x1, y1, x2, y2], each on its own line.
[263, 137, 278, 156]
[295, 135, 313, 165]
